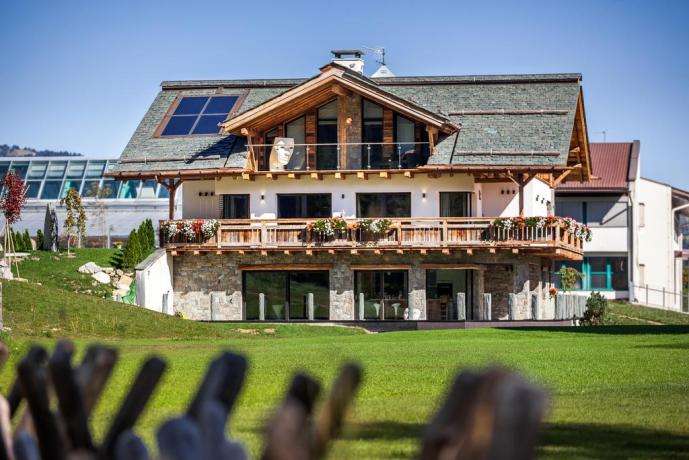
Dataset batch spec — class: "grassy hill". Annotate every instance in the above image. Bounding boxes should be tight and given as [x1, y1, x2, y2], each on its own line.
[0, 249, 688, 458]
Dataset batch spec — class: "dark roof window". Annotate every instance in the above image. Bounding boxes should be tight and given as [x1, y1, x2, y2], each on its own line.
[160, 95, 239, 136]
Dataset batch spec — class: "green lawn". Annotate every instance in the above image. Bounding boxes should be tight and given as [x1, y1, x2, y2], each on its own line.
[1, 249, 689, 459]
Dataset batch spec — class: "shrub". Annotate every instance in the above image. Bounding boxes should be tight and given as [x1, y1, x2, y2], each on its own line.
[557, 266, 583, 292]
[581, 292, 607, 326]
[122, 229, 142, 269]
[36, 229, 44, 250]
[23, 229, 32, 251]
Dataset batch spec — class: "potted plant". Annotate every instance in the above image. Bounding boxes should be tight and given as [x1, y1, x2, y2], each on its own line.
[311, 217, 348, 243]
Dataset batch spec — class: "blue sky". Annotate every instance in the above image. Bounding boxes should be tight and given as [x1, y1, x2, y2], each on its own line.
[1, 0, 687, 188]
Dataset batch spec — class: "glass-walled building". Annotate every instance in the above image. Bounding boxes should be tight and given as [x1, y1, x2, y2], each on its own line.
[0, 157, 176, 243]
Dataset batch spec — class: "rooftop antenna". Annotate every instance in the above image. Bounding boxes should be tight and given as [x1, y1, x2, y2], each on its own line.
[363, 46, 386, 65]
[364, 46, 395, 78]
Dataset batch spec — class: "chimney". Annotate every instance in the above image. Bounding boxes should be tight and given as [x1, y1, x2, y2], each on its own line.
[330, 50, 365, 74]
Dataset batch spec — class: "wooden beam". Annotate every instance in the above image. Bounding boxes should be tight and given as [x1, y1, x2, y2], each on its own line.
[404, 171, 414, 178]
[442, 248, 451, 255]
[242, 172, 253, 181]
[396, 249, 404, 254]
[334, 172, 345, 180]
[310, 172, 321, 180]
[421, 263, 485, 271]
[466, 249, 473, 255]
[351, 264, 411, 270]
[379, 171, 390, 179]
[357, 171, 367, 180]
[287, 173, 300, 180]
[552, 169, 574, 187]
[350, 249, 358, 255]
[240, 264, 332, 271]
[306, 249, 313, 256]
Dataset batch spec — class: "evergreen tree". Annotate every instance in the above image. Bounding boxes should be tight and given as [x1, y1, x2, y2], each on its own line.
[36, 229, 44, 250]
[13, 229, 24, 252]
[122, 229, 141, 269]
[23, 230, 31, 251]
[146, 219, 156, 250]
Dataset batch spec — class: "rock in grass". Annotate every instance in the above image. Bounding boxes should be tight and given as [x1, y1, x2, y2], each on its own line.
[78, 262, 102, 275]
[92, 272, 111, 284]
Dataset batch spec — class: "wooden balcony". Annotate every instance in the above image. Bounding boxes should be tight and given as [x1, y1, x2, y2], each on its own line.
[161, 218, 584, 260]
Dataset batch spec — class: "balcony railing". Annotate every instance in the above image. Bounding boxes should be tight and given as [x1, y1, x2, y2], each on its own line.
[160, 218, 584, 256]
[253, 142, 431, 171]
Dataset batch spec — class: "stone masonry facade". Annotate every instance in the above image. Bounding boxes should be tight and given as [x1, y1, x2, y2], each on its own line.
[171, 251, 555, 321]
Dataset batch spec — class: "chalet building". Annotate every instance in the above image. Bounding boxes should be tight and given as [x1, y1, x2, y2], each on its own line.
[556, 141, 689, 311]
[110, 51, 594, 322]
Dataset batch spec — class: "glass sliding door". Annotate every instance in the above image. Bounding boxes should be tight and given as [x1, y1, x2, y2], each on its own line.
[317, 100, 339, 170]
[244, 271, 288, 320]
[354, 270, 408, 320]
[426, 269, 474, 320]
[395, 115, 426, 168]
[362, 99, 384, 169]
[356, 193, 411, 218]
[285, 117, 306, 170]
[440, 192, 472, 218]
[243, 270, 330, 320]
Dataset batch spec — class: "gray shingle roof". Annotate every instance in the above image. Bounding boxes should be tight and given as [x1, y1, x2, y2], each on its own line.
[111, 71, 582, 175]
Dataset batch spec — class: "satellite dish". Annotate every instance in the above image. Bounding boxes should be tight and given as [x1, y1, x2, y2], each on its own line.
[269, 138, 295, 171]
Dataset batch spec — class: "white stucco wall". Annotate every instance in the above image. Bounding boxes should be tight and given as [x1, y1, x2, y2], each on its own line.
[182, 181, 221, 219]
[634, 178, 682, 310]
[135, 249, 174, 314]
[212, 174, 479, 219]
[179, 175, 554, 220]
[481, 178, 551, 217]
[584, 227, 628, 253]
[11, 199, 174, 240]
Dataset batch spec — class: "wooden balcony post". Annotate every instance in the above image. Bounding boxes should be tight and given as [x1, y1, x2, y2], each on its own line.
[156, 177, 183, 220]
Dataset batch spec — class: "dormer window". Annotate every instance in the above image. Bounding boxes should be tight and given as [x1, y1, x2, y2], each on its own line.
[160, 96, 239, 136]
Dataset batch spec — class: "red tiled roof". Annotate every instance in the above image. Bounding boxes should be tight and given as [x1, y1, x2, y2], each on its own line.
[558, 141, 638, 192]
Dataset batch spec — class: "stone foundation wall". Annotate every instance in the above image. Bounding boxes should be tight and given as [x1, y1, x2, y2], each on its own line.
[170, 250, 556, 321]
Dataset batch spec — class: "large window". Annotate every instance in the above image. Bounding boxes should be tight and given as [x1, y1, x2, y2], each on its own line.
[362, 99, 384, 168]
[277, 194, 331, 219]
[426, 269, 474, 320]
[222, 194, 250, 219]
[284, 117, 307, 170]
[317, 100, 339, 170]
[355, 270, 408, 320]
[555, 256, 628, 291]
[161, 96, 239, 136]
[243, 270, 330, 320]
[356, 193, 411, 218]
[440, 192, 472, 218]
[556, 199, 628, 227]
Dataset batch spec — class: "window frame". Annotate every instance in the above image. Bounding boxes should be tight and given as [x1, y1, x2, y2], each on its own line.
[356, 192, 412, 218]
[154, 92, 247, 138]
[277, 193, 332, 219]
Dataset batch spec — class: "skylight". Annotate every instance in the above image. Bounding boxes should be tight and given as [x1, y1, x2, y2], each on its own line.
[161, 95, 238, 136]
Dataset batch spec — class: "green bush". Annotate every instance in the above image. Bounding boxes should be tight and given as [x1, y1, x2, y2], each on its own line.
[581, 292, 607, 326]
[23, 229, 32, 251]
[122, 229, 142, 270]
[36, 229, 44, 250]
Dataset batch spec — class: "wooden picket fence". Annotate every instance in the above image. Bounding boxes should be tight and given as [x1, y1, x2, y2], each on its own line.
[0, 341, 547, 459]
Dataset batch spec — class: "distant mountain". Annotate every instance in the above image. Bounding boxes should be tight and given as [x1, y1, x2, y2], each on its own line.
[0, 144, 82, 157]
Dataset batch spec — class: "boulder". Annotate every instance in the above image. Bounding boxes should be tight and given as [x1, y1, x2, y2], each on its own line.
[92, 271, 111, 284]
[102, 267, 114, 274]
[115, 269, 124, 277]
[78, 262, 102, 275]
[118, 275, 133, 289]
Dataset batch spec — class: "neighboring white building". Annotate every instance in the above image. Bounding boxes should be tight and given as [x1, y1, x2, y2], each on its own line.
[556, 141, 689, 312]
[0, 156, 180, 244]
